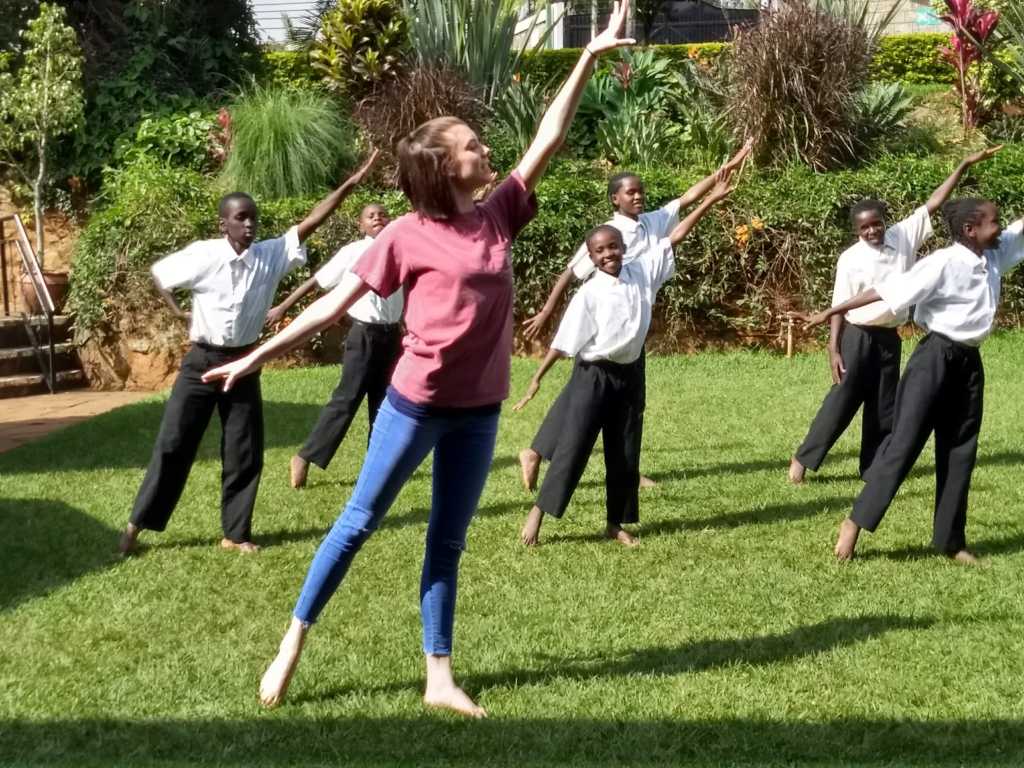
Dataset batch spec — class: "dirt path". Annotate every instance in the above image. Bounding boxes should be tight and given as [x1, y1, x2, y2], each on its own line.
[0, 390, 151, 453]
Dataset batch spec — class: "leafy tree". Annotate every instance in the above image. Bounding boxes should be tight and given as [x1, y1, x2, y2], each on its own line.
[634, 0, 667, 42]
[0, 2, 84, 267]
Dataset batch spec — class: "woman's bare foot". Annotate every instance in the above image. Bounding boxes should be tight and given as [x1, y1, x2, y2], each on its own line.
[518, 448, 540, 491]
[834, 518, 860, 561]
[259, 618, 308, 708]
[606, 525, 639, 547]
[639, 475, 657, 489]
[950, 549, 982, 566]
[423, 654, 486, 718]
[788, 457, 806, 485]
[118, 523, 141, 556]
[290, 455, 309, 489]
[221, 538, 260, 553]
[521, 505, 544, 546]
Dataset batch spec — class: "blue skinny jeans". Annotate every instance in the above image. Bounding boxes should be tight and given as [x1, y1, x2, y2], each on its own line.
[292, 396, 499, 655]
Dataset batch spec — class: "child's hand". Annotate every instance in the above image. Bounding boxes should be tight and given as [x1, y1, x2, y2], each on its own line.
[964, 144, 1003, 165]
[265, 305, 286, 327]
[799, 310, 830, 328]
[521, 310, 551, 341]
[709, 177, 736, 202]
[513, 380, 541, 412]
[586, 1, 636, 56]
[348, 148, 380, 185]
[829, 349, 846, 384]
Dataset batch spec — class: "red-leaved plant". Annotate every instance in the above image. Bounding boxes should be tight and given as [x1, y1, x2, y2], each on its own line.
[940, 0, 1000, 131]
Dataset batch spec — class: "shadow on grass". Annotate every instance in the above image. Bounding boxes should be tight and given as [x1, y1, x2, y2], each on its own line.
[4, 618, 992, 767]
[861, 530, 1024, 562]
[0, 498, 119, 612]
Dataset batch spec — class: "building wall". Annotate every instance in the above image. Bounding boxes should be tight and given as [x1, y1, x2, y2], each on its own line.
[880, 0, 947, 34]
[251, 0, 320, 43]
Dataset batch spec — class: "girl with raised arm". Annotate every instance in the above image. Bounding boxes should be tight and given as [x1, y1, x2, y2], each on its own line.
[202, 2, 636, 717]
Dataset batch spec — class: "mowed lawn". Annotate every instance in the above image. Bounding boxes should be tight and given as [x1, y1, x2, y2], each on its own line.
[3, 332, 1024, 768]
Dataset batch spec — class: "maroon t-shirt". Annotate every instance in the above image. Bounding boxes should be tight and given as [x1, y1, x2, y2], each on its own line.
[352, 172, 537, 407]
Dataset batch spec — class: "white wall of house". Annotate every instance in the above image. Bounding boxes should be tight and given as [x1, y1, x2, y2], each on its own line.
[877, 0, 946, 34]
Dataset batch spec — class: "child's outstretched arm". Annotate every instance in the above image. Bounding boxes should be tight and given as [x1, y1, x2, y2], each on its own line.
[804, 289, 882, 328]
[516, 1, 634, 193]
[522, 267, 575, 340]
[156, 287, 190, 322]
[678, 138, 753, 209]
[668, 177, 735, 246]
[513, 347, 566, 411]
[296, 149, 379, 243]
[925, 145, 1003, 215]
[266, 276, 318, 326]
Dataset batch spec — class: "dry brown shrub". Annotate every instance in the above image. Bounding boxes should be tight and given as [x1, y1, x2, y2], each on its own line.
[727, 0, 874, 170]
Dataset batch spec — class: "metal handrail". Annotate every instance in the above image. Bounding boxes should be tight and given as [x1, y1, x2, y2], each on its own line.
[0, 213, 57, 393]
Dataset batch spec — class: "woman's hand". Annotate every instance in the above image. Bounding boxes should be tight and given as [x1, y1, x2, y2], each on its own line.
[201, 353, 261, 392]
[513, 380, 541, 412]
[586, 1, 636, 56]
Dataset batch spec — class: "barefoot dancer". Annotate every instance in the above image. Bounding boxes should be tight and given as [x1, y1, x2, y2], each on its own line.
[518, 140, 753, 492]
[203, 3, 636, 716]
[515, 177, 736, 547]
[119, 151, 379, 556]
[789, 148, 1002, 485]
[266, 204, 402, 489]
[804, 196, 1024, 563]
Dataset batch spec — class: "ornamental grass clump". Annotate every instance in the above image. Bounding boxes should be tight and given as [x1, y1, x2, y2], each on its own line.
[219, 85, 358, 200]
[727, 0, 897, 170]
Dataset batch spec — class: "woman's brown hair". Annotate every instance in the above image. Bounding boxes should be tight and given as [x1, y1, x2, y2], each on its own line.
[396, 116, 465, 220]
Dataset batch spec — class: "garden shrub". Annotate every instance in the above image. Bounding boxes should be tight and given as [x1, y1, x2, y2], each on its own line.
[220, 85, 360, 200]
[311, 0, 407, 97]
[112, 110, 219, 173]
[260, 50, 322, 91]
[870, 33, 951, 84]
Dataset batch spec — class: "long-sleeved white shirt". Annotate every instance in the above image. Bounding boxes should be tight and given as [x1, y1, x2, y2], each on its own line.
[831, 206, 933, 327]
[877, 219, 1024, 346]
[151, 226, 306, 347]
[315, 236, 404, 324]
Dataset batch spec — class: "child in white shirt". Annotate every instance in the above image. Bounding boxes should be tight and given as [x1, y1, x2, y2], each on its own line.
[514, 178, 735, 546]
[804, 196, 1024, 563]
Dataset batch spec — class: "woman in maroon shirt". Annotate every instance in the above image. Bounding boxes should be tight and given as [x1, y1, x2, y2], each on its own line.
[204, 1, 636, 717]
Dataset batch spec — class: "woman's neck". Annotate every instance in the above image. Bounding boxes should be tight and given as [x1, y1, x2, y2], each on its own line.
[452, 186, 477, 215]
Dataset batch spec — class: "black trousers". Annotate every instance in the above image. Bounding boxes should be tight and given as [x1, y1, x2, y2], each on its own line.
[532, 346, 646, 459]
[130, 342, 263, 543]
[796, 324, 902, 476]
[298, 320, 401, 469]
[535, 357, 643, 525]
[852, 332, 984, 553]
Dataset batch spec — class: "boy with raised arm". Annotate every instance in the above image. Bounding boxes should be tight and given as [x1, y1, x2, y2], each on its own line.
[119, 150, 378, 555]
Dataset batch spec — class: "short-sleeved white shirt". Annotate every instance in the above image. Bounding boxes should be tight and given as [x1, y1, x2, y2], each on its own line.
[151, 226, 306, 347]
[315, 236, 404, 324]
[831, 206, 934, 327]
[553, 235, 676, 364]
[567, 199, 682, 281]
[877, 219, 1024, 346]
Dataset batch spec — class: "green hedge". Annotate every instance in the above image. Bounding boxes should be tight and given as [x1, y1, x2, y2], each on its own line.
[72, 145, 1024, 347]
[869, 32, 952, 84]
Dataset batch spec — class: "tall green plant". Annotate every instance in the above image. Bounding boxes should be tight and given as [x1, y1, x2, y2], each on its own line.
[219, 85, 358, 200]
[0, 2, 83, 268]
[402, 0, 555, 106]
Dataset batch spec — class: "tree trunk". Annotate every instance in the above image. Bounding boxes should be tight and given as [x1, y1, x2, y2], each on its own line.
[34, 135, 46, 270]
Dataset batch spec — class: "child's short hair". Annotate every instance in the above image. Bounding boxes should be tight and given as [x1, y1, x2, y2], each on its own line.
[941, 198, 988, 244]
[218, 192, 256, 218]
[360, 203, 388, 217]
[586, 224, 624, 249]
[607, 172, 642, 206]
[396, 116, 465, 220]
[850, 198, 887, 225]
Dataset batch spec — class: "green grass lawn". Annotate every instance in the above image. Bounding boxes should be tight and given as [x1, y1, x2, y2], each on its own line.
[3, 332, 1024, 767]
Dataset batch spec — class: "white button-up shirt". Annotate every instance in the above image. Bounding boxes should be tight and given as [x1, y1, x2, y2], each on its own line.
[567, 199, 682, 280]
[315, 236, 404, 324]
[553, 235, 676, 364]
[831, 206, 933, 327]
[877, 219, 1024, 346]
[152, 226, 306, 347]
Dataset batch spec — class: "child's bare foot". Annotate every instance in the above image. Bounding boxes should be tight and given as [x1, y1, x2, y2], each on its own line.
[834, 518, 860, 561]
[605, 525, 639, 547]
[518, 448, 540, 491]
[788, 457, 806, 485]
[423, 654, 486, 718]
[118, 523, 140, 556]
[221, 538, 260, 553]
[639, 475, 657, 488]
[259, 619, 308, 708]
[290, 455, 309, 489]
[950, 549, 982, 566]
[521, 505, 544, 546]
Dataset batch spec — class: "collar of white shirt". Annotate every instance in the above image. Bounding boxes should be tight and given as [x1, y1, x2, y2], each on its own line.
[222, 237, 254, 268]
[610, 212, 641, 236]
[592, 268, 624, 287]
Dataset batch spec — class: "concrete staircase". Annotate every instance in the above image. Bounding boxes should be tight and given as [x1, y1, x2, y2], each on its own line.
[0, 315, 85, 398]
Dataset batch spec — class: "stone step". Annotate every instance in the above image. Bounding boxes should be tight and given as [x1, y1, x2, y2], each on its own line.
[0, 342, 77, 376]
[0, 368, 86, 399]
[0, 314, 73, 347]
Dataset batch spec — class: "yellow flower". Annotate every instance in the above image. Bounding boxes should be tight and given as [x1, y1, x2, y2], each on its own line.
[734, 224, 750, 246]
[750, 216, 765, 231]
